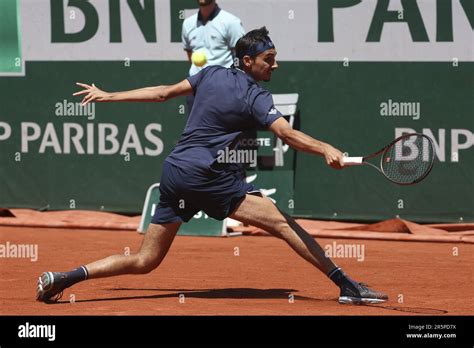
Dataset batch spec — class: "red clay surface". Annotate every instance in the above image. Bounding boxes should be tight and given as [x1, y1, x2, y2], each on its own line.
[0, 226, 472, 315]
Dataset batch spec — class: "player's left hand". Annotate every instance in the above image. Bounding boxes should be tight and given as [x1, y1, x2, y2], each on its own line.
[73, 82, 111, 105]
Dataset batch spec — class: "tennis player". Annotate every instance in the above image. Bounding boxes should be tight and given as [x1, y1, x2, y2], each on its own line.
[36, 27, 388, 305]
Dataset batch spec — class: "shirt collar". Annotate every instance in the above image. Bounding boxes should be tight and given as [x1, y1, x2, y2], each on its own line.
[231, 65, 257, 84]
[197, 4, 221, 25]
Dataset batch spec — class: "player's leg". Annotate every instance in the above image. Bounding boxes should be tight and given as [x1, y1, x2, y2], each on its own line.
[230, 193, 336, 274]
[36, 222, 180, 302]
[85, 222, 181, 278]
[229, 194, 388, 304]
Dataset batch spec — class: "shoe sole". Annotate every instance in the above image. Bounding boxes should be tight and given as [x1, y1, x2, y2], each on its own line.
[36, 272, 54, 301]
[339, 296, 387, 305]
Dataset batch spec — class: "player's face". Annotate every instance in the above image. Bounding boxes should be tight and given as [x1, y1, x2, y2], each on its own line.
[197, 0, 214, 6]
[249, 49, 278, 82]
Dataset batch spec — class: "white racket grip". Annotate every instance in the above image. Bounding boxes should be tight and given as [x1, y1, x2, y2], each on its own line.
[343, 156, 364, 166]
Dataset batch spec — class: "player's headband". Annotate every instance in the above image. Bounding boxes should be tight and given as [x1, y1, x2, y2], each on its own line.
[237, 36, 275, 59]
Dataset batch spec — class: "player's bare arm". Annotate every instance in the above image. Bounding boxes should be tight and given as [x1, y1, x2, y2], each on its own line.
[73, 79, 193, 105]
[270, 117, 344, 169]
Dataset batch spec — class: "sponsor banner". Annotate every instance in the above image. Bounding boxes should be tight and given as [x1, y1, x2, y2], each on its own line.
[8, 0, 472, 62]
[1, 61, 472, 221]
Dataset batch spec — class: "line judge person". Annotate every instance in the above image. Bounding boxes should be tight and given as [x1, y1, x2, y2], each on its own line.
[182, 0, 245, 112]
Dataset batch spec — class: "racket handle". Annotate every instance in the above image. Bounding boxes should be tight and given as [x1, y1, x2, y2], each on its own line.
[343, 156, 363, 166]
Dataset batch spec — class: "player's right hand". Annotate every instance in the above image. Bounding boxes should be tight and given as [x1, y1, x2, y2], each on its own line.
[73, 82, 111, 105]
[323, 144, 344, 170]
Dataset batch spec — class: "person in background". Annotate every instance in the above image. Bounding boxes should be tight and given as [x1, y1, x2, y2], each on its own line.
[182, 0, 245, 112]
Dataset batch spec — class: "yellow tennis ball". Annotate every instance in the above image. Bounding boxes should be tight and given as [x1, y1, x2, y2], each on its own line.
[191, 51, 207, 67]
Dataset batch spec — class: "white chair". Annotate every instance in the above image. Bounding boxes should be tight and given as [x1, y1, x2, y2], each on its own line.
[272, 93, 299, 166]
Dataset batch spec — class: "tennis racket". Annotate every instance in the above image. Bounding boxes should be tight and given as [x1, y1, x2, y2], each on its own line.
[343, 133, 435, 185]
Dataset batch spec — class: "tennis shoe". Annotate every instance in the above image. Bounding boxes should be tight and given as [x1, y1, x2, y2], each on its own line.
[339, 282, 388, 304]
[36, 272, 68, 303]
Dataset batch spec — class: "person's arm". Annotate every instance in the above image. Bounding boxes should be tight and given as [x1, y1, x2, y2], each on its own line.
[226, 17, 245, 51]
[185, 50, 193, 64]
[73, 79, 193, 105]
[269, 117, 344, 169]
[182, 22, 193, 64]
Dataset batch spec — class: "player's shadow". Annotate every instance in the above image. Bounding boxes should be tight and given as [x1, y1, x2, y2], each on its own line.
[366, 304, 448, 315]
[49, 288, 450, 314]
[52, 287, 328, 304]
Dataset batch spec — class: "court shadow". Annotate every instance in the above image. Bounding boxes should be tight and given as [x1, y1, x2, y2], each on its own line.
[365, 304, 448, 315]
[51, 287, 325, 304]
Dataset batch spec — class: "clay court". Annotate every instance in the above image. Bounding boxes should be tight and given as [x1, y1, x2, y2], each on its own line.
[1, 222, 472, 316]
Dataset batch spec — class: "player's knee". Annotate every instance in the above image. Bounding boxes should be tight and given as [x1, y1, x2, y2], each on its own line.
[271, 219, 293, 239]
[134, 254, 160, 274]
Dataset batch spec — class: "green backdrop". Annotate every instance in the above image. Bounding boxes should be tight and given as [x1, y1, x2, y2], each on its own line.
[1, 61, 472, 222]
[0, 0, 472, 223]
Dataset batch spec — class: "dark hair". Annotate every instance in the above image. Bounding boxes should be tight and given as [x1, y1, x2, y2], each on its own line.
[235, 27, 270, 66]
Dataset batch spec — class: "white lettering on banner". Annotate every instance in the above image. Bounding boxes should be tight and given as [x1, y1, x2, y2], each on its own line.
[423, 128, 446, 162]
[238, 138, 271, 147]
[395, 127, 474, 162]
[98, 123, 120, 155]
[395, 135, 419, 161]
[19, 122, 164, 156]
[63, 123, 85, 154]
[120, 124, 143, 155]
[18, 0, 473, 61]
[0, 122, 12, 141]
[451, 129, 474, 161]
[39, 123, 62, 154]
[144, 124, 164, 156]
[12, 123, 473, 161]
[21, 122, 41, 152]
[87, 123, 94, 154]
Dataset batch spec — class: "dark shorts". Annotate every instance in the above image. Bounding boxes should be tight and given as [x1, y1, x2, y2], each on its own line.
[151, 161, 259, 224]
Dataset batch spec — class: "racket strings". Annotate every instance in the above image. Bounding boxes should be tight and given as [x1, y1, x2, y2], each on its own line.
[381, 135, 434, 184]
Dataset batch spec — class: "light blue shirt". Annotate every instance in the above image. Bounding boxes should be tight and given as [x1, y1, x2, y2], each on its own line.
[182, 6, 245, 76]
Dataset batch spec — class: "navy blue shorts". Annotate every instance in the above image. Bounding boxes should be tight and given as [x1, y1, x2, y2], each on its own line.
[151, 161, 259, 224]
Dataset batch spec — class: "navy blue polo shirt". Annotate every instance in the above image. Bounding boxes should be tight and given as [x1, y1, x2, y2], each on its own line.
[165, 65, 283, 172]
